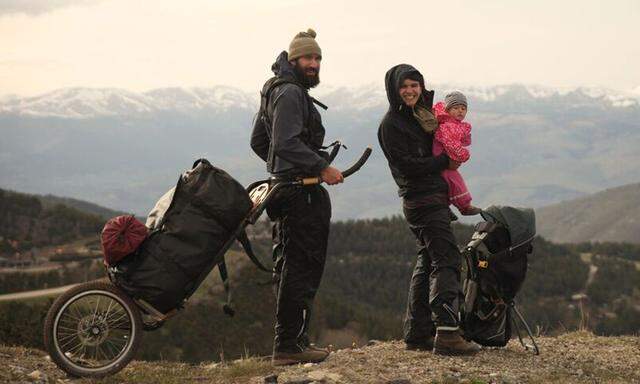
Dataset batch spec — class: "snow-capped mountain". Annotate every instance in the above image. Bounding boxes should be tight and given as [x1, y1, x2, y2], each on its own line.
[1, 84, 638, 118]
[144, 86, 258, 112]
[0, 88, 153, 118]
[0, 86, 259, 118]
[442, 84, 640, 107]
[1, 83, 639, 220]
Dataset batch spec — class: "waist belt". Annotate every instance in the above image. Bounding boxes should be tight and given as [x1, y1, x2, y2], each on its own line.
[269, 174, 303, 183]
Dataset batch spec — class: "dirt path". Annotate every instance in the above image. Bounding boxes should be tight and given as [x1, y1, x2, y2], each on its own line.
[0, 283, 78, 302]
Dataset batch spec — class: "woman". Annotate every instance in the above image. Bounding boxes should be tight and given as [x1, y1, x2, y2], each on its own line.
[377, 64, 479, 355]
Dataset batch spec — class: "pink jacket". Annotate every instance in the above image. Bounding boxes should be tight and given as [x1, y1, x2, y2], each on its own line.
[432, 102, 472, 162]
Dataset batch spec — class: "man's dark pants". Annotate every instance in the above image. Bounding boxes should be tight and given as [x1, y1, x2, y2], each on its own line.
[267, 184, 331, 353]
[402, 201, 462, 344]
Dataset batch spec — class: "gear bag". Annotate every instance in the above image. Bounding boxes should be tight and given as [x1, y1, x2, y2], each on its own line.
[111, 159, 258, 314]
[101, 215, 148, 266]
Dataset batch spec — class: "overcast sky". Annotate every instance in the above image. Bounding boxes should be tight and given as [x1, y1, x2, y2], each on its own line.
[1, 0, 638, 96]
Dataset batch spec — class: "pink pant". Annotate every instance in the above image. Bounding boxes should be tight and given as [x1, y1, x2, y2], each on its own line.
[441, 169, 472, 213]
[433, 142, 473, 213]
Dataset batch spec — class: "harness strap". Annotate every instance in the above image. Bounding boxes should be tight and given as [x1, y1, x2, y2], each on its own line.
[214, 231, 271, 316]
[310, 96, 328, 110]
[320, 140, 346, 150]
[237, 230, 272, 273]
[218, 257, 235, 317]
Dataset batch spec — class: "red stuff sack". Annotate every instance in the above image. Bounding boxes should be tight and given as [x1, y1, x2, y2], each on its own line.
[101, 215, 148, 266]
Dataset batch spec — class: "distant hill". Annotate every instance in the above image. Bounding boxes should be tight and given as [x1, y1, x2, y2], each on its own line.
[0, 188, 109, 253]
[536, 182, 640, 244]
[37, 193, 126, 219]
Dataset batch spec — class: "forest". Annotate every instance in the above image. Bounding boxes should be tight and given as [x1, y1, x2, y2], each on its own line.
[2, 212, 639, 362]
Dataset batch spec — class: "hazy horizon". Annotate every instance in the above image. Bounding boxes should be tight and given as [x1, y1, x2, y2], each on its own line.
[2, 81, 640, 101]
[1, 0, 638, 97]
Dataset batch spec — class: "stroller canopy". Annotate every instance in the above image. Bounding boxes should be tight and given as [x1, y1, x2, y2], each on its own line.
[480, 206, 536, 249]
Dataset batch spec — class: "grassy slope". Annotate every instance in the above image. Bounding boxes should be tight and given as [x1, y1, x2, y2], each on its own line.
[536, 182, 640, 244]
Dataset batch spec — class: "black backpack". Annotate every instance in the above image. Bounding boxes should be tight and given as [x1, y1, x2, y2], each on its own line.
[111, 159, 267, 314]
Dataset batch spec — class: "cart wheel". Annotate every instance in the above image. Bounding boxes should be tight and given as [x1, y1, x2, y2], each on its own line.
[43, 280, 143, 378]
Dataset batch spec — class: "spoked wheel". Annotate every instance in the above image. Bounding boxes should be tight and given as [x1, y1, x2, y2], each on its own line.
[43, 280, 143, 378]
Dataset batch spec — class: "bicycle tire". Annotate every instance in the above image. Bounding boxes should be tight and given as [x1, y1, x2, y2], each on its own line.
[43, 280, 143, 378]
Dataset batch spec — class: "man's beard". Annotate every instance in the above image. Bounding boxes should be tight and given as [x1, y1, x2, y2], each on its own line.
[293, 64, 320, 89]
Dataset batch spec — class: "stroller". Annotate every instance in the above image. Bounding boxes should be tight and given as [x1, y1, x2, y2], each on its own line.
[460, 205, 539, 355]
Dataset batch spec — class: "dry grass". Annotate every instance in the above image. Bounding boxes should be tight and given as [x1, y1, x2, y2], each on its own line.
[0, 345, 274, 384]
[3, 331, 640, 383]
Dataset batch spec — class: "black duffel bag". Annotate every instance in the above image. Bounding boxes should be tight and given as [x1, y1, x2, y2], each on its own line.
[112, 159, 253, 314]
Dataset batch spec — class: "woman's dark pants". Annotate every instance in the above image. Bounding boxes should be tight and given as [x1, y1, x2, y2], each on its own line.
[403, 203, 462, 344]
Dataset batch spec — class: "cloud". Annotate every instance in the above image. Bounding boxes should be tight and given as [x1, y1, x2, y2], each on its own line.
[0, 0, 99, 17]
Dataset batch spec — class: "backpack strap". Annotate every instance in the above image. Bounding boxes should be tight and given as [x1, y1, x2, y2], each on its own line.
[218, 257, 235, 317]
[214, 232, 271, 316]
[258, 77, 328, 173]
[260, 77, 328, 130]
[265, 79, 328, 109]
[310, 96, 328, 110]
[237, 230, 272, 273]
[260, 78, 295, 169]
[261, 77, 299, 111]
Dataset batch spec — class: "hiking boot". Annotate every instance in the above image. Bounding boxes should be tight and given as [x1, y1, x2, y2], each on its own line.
[307, 344, 330, 353]
[272, 347, 329, 366]
[433, 328, 480, 355]
[405, 337, 434, 351]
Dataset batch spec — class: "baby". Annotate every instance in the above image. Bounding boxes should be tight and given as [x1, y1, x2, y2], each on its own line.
[432, 91, 481, 215]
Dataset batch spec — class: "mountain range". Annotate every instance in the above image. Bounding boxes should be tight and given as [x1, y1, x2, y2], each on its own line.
[1, 84, 639, 220]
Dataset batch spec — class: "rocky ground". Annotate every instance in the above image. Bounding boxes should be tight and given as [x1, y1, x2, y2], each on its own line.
[2, 331, 639, 383]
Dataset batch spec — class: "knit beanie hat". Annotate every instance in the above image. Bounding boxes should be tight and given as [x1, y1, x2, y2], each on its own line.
[444, 91, 468, 110]
[288, 28, 322, 61]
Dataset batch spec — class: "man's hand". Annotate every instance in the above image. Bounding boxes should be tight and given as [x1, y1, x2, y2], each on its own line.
[448, 159, 462, 170]
[320, 166, 344, 185]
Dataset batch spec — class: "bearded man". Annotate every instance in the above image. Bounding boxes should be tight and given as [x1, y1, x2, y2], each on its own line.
[250, 28, 343, 366]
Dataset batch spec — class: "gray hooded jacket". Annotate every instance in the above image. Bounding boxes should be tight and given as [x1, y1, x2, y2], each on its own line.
[250, 51, 329, 176]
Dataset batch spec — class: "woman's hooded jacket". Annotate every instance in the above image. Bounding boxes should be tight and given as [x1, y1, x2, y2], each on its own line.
[377, 64, 449, 198]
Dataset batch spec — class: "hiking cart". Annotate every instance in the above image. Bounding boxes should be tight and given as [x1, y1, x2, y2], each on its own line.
[43, 145, 372, 378]
[460, 206, 540, 355]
